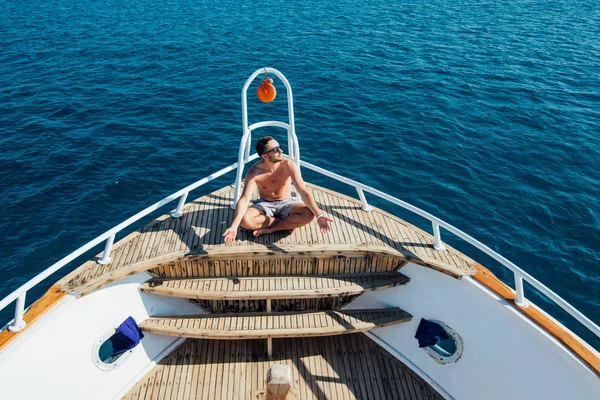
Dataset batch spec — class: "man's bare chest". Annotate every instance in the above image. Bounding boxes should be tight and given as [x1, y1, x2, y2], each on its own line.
[255, 167, 291, 190]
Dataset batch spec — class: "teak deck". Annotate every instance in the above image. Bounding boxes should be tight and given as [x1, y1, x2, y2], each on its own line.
[122, 335, 444, 400]
[59, 183, 476, 292]
[51, 183, 474, 400]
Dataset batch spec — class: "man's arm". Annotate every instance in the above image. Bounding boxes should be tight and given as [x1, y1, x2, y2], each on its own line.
[223, 175, 257, 243]
[289, 161, 332, 233]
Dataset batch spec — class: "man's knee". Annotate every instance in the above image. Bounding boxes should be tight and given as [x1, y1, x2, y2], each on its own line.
[240, 211, 259, 229]
[299, 206, 314, 222]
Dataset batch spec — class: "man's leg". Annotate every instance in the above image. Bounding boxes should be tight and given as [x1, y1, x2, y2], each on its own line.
[240, 207, 278, 231]
[252, 204, 314, 237]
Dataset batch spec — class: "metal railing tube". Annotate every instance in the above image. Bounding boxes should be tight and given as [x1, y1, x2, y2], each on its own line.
[244, 133, 252, 163]
[7, 293, 27, 332]
[248, 121, 290, 131]
[287, 129, 294, 161]
[0, 158, 255, 315]
[2, 155, 599, 342]
[432, 222, 445, 251]
[514, 273, 528, 307]
[233, 132, 251, 209]
[298, 158, 600, 338]
[171, 192, 189, 218]
[292, 130, 300, 167]
[97, 234, 115, 265]
[241, 68, 299, 167]
[356, 188, 373, 212]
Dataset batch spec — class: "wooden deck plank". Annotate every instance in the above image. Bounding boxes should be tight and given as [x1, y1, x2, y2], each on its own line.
[181, 203, 200, 253]
[214, 190, 229, 250]
[326, 191, 344, 247]
[62, 183, 476, 294]
[345, 197, 367, 246]
[335, 194, 353, 248]
[347, 333, 370, 400]
[175, 204, 195, 253]
[181, 339, 198, 400]
[133, 221, 161, 268]
[361, 323, 385, 400]
[147, 217, 168, 262]
[197, 197, 213, 249]
[303, 336, 317, 400]
[202, 191, 219, 247]
[328, 335, 348, 400]
[363, 201, 388, 249]
[192, 197, 209, 251]
[381, 347, 403, 400]
[316, 189, 333, 245]
[168, 209, 185, 254]
[136, 359, 160, 399]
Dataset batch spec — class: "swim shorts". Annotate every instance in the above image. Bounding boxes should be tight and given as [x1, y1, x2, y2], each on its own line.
[252, 195, 302, 219]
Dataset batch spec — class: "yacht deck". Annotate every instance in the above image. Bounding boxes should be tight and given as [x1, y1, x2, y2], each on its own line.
[122, 335, 444, 400]
[59, 183, 476, 292]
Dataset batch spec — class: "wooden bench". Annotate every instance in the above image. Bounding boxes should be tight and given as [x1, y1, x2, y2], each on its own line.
[139, 308, 412, 339]
[139, 272, 410, 300]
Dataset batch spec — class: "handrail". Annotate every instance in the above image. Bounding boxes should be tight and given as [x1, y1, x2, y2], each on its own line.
[297, 158, 600, 339]
[234, 67, 301, 209]
[0, 155, 258, 330]
[232, 121, 300, 208]
[2, 154, 598, 341]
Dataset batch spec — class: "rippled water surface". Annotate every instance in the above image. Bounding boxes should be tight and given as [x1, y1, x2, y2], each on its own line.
[1, 0, 599, 348]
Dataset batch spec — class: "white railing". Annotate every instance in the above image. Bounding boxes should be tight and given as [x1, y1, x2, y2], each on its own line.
[233, 67, 301, 209]
[0, 155, 258, 332]
[234, 69, 600, 341]
[296, 158, 600, 339]
[1, 155, 599, 342]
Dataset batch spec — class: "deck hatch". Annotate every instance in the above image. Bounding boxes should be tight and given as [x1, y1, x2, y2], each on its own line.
[92, 317, 144, 371]
[416, 319, 463, 364]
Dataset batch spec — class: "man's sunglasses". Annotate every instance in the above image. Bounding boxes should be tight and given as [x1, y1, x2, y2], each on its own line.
[264, 146, 282, 155]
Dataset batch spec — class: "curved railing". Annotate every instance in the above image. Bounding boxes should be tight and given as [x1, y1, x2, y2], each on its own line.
[0, 156, 259, 331]
[1, 157, 599, 343]
[297, 159, 600, 339]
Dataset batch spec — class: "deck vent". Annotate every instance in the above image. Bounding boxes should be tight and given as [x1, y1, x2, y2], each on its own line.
[415, 319, 463, 364]
[92, 316, 144, 371]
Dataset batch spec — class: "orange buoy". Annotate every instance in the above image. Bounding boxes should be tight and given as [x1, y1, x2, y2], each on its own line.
[257, 78, 277, 103]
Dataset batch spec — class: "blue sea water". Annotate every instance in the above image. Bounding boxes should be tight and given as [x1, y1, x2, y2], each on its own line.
[1, 0, 599, 349]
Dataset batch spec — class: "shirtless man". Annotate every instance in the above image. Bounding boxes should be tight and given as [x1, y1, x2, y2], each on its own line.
[223, 136, 332, 243]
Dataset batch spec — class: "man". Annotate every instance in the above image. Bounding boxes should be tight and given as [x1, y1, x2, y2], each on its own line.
[223, 136, 332, 243]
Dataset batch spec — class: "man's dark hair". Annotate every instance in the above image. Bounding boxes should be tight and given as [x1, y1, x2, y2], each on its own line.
[256, 136, 275, 155]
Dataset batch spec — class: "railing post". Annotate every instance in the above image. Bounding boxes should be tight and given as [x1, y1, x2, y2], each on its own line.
[432, 222, 445, 251]
[356, 188, 373, 212]
[514, 273, 529, 307]
[97, 234, 115, 265]
[233, 133, 250, 209]
[8, 292, 27, 332]
[170, 192, 188, 218]
[244, 133, 252, 163]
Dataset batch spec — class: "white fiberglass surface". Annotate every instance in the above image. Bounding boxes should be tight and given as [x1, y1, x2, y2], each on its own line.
[0, 273, 203, 400]
[349, 263, 600, 400]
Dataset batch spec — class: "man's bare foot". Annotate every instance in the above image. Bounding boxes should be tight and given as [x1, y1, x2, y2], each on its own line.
[253, 228, 295, 237]
[253, 228, 272, 237]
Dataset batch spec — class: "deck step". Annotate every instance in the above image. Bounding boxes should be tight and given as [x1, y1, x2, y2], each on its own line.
[139, 308, 412, 339]
[139, 272, 410, 300]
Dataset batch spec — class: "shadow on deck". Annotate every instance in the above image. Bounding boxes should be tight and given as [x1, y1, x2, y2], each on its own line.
[123, 334, 444, 400]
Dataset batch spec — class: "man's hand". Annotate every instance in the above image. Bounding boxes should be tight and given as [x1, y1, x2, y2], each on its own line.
[222, 226, 238, 243]
[317, 216, 333, 233]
